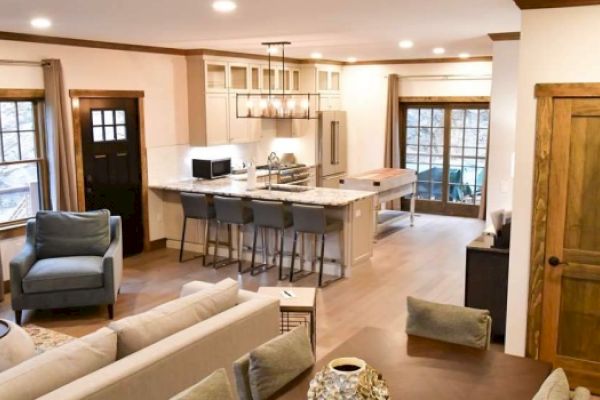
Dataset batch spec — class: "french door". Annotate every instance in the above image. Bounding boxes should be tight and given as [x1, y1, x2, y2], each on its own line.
[400, 102, 490, 218]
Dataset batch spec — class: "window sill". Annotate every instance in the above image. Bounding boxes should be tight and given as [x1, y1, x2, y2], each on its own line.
[0, 222, 27, 239]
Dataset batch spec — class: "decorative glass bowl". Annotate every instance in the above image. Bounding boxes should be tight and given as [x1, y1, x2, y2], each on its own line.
[307, 357, 390, 400]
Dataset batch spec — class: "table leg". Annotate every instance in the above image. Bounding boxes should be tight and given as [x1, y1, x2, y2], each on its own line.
[311, 309, 316, 354]
[410, 181, 417, 227]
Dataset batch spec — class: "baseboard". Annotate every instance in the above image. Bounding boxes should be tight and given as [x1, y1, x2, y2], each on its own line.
[3, 279, 9, 294]
[147, 238, 167, 251]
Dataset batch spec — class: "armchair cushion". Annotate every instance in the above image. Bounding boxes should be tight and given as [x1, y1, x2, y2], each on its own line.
[36, 210, 111, 259]
[22, 256, 103, 294]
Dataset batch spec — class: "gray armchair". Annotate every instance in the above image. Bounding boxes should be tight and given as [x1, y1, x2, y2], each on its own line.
[10, 210, 122, 325]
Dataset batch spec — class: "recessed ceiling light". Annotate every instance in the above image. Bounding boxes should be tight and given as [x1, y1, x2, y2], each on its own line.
[398, 40, 414, 49]
[212, 0, 237, 13]
[310, 52, 323, 59]
[459, 52, 471, 59]
[347, 57, 357, 63]
[31, 17, 51, 29]
[433, 47, 446, 55]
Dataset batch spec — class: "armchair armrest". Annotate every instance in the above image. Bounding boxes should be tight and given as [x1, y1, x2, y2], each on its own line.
[10, 220, 37, 296]
[102, 216, 123, 299]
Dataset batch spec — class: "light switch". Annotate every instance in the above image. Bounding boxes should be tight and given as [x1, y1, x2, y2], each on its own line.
[355, 209, 362, 218]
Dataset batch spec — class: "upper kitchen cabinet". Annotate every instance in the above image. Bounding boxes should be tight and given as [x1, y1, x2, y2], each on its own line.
[261, 66, 301, 92]
[300, 63, 343, 111]
[250, 64, 261, 92]
[228, 63, 250, 92]
[205, 62, 228, 92]
[276, 119, 315, 138]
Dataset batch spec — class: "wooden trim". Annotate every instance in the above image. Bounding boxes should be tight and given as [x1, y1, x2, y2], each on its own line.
[514, 0, 600, 9]
[488, 32, 521, 41]
[148, 238, 167, 251]
[70, 90, 151, 251]
[399, 96, 490, 104]
[346, 56, 493, 66]
[0, 31, 187, 56]
[0, 89, 44, 99]
[0, 224, 26, 240]
[535, 83, 600, 98]
[69, 90, 144, 99]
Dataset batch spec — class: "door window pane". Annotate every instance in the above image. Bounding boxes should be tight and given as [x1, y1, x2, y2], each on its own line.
[91, 108, 127, 142]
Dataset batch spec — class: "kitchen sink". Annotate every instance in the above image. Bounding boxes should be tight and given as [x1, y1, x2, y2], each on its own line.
[267, 185, 312, 193]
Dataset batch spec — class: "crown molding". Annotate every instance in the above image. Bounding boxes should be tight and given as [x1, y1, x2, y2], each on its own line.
[514, 0, 600, 9]
[345, 56, 492, 66]
[0, 31, 490, 66]
[488, 32, 521, 41]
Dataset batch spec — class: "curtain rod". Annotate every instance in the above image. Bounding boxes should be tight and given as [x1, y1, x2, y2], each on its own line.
[0, 59, 44, 66]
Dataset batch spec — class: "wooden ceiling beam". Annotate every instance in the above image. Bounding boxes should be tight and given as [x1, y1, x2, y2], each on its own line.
[514, 0, 600, 9]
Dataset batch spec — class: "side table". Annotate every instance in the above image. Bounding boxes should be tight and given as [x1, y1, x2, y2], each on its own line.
[257, 287, 317, 353]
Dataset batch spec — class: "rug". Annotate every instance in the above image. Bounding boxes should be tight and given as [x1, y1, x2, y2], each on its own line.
[23, 325, 75, 355]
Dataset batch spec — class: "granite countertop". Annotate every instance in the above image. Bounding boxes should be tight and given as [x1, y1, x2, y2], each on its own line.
[150, 178, 376, 207]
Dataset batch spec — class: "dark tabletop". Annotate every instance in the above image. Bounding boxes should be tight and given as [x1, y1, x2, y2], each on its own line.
[275, 327, 551, 399]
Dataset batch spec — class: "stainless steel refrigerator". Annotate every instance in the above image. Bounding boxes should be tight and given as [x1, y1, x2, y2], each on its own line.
[317, 111, 347, 188]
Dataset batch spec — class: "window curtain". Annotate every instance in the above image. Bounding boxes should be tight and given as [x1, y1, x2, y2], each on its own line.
[43, 59, 77, 211]
[383, 73, 401, 209]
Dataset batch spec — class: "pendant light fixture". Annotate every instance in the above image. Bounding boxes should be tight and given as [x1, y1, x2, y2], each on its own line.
[236, 41, 319, 120]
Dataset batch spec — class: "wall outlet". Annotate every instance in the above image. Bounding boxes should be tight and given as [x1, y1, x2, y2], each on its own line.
[355, 209, 362, 218]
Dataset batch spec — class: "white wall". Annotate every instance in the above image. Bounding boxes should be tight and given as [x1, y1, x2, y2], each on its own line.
[0, 39, 189, 277]
[486, 41, 519, 220]
[341, 62, 493, 175]
[506, 5, 600, 356]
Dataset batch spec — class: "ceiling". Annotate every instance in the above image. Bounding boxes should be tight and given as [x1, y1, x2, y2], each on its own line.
[0, 0, 521, 61]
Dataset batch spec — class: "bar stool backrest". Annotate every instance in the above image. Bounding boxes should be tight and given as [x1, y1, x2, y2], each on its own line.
[251, 200, 286, 229]
[292, 204, 327, 234]
[214, 196, 249, 225]
[180, 193, 213, 219]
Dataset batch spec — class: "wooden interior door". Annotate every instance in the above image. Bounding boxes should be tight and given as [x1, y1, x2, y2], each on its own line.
[541, 98, 600, 391]
[79, 97, 144, 256]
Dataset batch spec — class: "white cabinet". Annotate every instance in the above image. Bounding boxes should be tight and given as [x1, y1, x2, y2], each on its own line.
[276, 119, 314, 138]
[229, 93, 252, 143]
[317, 68, 341, 93]
[205, 62, 228, 93]
[319, 95, 342, 111]
[205, 93, 229, 145]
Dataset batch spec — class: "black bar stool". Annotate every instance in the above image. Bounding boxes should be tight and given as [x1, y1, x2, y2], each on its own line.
[290, 204, 344, 287]
[250, 200, 293, 279]
[179, 193, 215, 265]
[213, 196, 253, 272]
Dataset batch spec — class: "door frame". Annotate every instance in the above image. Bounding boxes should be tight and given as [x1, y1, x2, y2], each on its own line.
[398, 96, 491, 218]
[69, 89, 150, 251]
[526, 82, 600, 359]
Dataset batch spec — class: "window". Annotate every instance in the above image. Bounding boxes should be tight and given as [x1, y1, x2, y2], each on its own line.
[91, 109, 127, 142]
[402, 101, 490, 217]
[0, 98, 46, 226]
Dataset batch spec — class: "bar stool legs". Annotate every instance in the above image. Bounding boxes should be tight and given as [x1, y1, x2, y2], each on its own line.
[250, 226, 278, 276]
[180, 217, 213, 265]
[289, 232, 316, 283]
[179, 217, 187, 263]
[212, 222, 236, 269]
[318, 233, 325, 287]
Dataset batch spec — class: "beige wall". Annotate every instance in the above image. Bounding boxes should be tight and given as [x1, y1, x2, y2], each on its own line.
[506, 5, 600, 356]
[486, 40, 519, 220]
[0, 40, 189, 277]
[340, 62, 493, 175]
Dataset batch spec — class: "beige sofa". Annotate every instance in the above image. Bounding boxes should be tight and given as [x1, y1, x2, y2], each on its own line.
[0, 279, 280, 400]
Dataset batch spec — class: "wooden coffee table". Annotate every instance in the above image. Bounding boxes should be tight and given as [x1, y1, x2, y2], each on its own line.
[257, 287, 316, 352]
[275, 327, 551, 399]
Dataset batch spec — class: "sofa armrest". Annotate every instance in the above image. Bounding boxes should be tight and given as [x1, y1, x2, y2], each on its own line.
[180, 281, 270, 304]
[10, 220, 37, 296]
[103, 216, 123, 299]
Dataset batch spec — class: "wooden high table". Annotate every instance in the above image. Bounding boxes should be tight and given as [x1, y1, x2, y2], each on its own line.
[275, 327, 551, 399]
[340, 168, 417, 232]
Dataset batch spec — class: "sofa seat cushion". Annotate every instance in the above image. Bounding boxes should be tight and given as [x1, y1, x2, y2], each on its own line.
[22, 256, 104, 294]
[36, 210, 111, 259]
[0, 327, 117, 400]
[109, 278, 239, 359]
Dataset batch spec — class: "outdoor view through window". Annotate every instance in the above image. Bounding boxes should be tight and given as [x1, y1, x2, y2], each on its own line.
[0, 100, 42, 225]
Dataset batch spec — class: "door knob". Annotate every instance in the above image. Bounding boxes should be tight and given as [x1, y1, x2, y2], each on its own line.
[548, 256, 566, 267]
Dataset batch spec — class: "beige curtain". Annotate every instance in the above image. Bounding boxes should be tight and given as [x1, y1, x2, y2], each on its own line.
[43, 59, 77, 211]
[384, 74, 401, 209]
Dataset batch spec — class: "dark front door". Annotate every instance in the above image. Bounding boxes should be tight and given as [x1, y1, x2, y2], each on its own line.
[79, 97, 143, 256]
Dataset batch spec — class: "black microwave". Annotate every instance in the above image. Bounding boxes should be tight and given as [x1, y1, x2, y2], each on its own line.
[192, 158, 231, 179]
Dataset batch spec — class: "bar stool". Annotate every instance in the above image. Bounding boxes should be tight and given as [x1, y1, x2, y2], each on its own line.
[213, 196, 253, 273]
[179, 193, 215, 265]
[290, 204, 344, 287]
[250, 200, 293, 279]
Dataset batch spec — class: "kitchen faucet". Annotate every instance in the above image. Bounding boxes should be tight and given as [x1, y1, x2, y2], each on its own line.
[267, 152, 280, 190]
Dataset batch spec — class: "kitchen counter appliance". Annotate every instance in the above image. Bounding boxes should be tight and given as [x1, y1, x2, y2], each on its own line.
[256, 163, 311, 185]
[317, 111, 347, 188]
[192, 158, 231, 180]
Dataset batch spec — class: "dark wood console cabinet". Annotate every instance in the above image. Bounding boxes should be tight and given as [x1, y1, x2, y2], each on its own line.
[465, 235, 509, 342]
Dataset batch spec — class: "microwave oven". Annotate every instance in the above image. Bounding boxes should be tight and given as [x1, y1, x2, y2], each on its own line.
[192, 158, 231, 179]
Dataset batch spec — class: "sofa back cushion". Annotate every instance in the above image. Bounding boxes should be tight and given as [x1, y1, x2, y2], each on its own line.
[170, 368, 235, 400]
[36, 210, 111, 259]
[406, 296, 492, 350]
[109, 278, 239, 359]
[0, 327, 117, 400]
[532, 368, 571, 400]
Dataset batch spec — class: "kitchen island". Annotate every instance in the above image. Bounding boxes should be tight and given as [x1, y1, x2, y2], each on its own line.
[150, 178, 377, 276]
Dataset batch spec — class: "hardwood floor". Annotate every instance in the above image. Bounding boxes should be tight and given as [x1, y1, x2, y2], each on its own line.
[0, 214, 483, 358]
